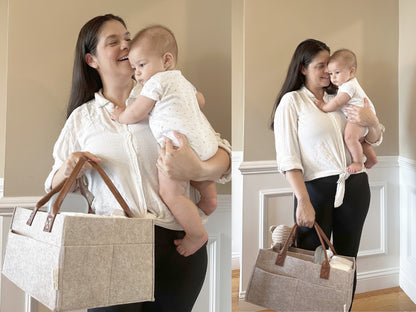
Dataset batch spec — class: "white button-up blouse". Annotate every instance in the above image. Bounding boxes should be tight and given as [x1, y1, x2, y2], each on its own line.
[274, 86, 358, 207]
[45, 82, 231, 230]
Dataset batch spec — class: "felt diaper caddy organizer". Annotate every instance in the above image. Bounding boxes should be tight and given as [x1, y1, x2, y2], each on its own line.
[245, 222, 355, 312]
[2, 157, 154, 312]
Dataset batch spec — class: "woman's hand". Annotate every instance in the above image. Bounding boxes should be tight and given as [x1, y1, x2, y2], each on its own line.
[345, 98, 383, 144]
[345, 98, 378, 128]
[52, 152, 101, 188]
[157, 132, 202, 181]
[285, 169, 315, 228]
[296, 198, 316, 228]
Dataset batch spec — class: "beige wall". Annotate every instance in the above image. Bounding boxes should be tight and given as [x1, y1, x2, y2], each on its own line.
[399, 0, 416, 160]
[231, 0, 244, 150]
[0, 0, 8, 179]
[1, 0, 231, 196]
[235, 0, 399, 161]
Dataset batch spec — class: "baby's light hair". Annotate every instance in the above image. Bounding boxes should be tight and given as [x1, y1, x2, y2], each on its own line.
[329, 49, 357, 70]
[131, 25, 178, 64]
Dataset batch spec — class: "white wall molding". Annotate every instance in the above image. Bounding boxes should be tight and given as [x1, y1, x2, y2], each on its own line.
[0, 178, 3, 198]
[398, 156, 416, 170]
[399, 156, 416, 303]
[356, 267, 400, 293]
[232, 151, 243, 270]
[206, 234, 221, 312]
[357, 182, 387, 258]
[0, 196, 41, 216]
[195, 192, 231, 311]
[258, 188, 293, 249]
[374, 156, 399, 168]
[232, 252, 240, 271]
[239, 160, 278, 175]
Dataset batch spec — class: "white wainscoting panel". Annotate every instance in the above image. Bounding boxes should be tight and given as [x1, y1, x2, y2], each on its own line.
[399, 157, 416, 304]
[231, 151, 243, 270]
[258, 188, 293, 249]
[237, 156, 401, 298]
[194, 194, 231, 312]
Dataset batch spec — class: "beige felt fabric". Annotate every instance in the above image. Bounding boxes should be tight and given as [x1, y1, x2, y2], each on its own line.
[245, 248, 355, 311]
[2, 207, 154, 311]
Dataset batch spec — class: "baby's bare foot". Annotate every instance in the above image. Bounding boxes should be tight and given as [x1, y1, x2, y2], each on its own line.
[174, 232, 208, 257]
[347, 162, 363, 173]
[364, 157, 378, 169]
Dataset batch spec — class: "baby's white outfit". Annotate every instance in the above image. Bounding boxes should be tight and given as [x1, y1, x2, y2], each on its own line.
[140, 70, 218, 161]
[338, 78, 376, 114]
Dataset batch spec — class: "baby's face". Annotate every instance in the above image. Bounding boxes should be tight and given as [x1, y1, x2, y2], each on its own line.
[128, 46, 165, 85]
[327, 61, 354, 87]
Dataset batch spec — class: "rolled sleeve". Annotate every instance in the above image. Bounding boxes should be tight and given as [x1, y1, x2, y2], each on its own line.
[44, 113, 79, 192]
[274, 94, 304, 175]
[215, 133, 231, 184]
[365, 124, 385, 147]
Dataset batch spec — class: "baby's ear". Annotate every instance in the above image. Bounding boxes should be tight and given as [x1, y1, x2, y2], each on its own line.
[163, 52, 175, 69]
[350, 67, 356, 75]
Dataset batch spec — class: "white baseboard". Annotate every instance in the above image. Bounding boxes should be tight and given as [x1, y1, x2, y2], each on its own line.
[356, 267, 400, 294]
[232, 252, 240, 270]
[400, 269, 416, 304]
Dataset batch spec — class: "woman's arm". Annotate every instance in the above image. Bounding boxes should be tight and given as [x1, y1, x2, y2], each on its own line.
[156, 131, 230, 182]
[345, 98, 384, 144]
[285, 169, 315, 228]
[51, 152, 101, 189]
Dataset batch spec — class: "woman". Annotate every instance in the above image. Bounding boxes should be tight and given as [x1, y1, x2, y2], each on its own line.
[45, 14, 231, 312]
[271, 39, 383, 306]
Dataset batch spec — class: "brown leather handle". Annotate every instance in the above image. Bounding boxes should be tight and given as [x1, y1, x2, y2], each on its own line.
[27, 156, 133, 232]
[275, 222, 336, 280]
[27, 157, 86, 229]
[43, 157, 88, 232]
[86, 159, 132, 218]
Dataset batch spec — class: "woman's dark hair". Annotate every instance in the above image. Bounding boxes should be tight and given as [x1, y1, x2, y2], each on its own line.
[270, 39, 335, 130]
[67, 14, 127, 118]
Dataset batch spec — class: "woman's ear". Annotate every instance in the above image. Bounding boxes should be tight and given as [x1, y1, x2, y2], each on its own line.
[85, 53, 98, 69]
[163, 52, 175, 70]
[300, 65, 306, 75]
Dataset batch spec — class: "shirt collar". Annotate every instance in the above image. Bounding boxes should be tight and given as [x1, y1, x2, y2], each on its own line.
[300, 85, 331, 101]
[94, 80, 141, 108]
[300, 85, 317, 99]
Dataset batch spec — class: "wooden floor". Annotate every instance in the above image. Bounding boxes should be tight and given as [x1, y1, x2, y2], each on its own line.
[232, 270, 416, 311]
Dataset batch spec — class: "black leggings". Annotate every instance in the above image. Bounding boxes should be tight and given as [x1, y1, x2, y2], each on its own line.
[88, 225, 208, 312]
[294, 173, 370, 299]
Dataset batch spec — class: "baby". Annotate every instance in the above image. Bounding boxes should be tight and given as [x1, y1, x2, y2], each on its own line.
[316, 49, 378, 173]
[112, 25, 218, 257]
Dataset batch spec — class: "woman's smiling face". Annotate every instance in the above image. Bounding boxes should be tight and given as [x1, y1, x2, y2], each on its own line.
[88, 19, 133, 79]
[302, 50, 330, 92]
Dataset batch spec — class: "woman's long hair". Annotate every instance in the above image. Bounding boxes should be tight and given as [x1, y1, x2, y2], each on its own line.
[269, 39, 335, 130]
[67, 14, 127, 118]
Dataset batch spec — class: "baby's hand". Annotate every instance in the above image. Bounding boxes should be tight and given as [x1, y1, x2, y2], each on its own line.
[110, 105, 125, 122]
[314, 99, 326, 112]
